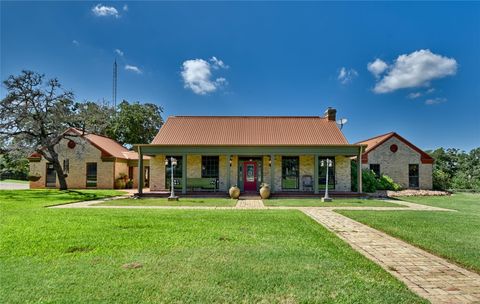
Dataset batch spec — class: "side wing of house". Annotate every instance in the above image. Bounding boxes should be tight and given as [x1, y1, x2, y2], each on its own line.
[361, 134, 433, 189]
[29, 136, 115, 189]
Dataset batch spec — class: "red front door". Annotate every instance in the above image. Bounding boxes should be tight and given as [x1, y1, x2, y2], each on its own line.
[243, 161, 257, 191]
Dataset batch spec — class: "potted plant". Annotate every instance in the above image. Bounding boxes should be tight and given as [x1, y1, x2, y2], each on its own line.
[126, 179, 134, 189]
[229, 185, 240, 199]
[260, 183, 270, 199]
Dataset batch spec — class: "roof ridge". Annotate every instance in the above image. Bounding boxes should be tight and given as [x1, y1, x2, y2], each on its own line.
[355, 131, 395, 144]
[170, 115, 326, 118]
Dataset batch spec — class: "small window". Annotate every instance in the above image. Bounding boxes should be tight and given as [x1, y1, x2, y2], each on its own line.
[86, 163, 97, 188]
[63, 159, 70, 174]
[370, 164, 380, 177]
[202, 156, 219, 178]
[409, 164, 419, 188]
[282, 156, 299, 189]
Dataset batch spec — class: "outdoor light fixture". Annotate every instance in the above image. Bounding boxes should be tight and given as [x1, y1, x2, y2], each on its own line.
[321, 158, 333, 202]
[268, 156, 272, 167]
[167, 157, 178, 201]
[229, 156, 232, 167]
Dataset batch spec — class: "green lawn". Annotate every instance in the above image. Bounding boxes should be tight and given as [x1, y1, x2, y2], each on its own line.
[0, 190, 425, 303]
[263, 198, 405, 207]
[98, 197, 237, 207]
[339, 193, 480, 273]
[0, 179, 29, 184]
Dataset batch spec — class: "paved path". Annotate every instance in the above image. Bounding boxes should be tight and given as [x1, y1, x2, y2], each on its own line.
[50, 197, 480, 303]
[0, 181, 29, 190]
[303, 208, 480, 304]
[235, 199, 265, 209]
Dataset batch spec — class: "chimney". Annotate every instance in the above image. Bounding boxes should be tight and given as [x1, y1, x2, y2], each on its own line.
[324, 107, 337, 121]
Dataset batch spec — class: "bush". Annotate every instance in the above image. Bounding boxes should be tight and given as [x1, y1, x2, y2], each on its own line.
[377, 175, 401, 191]
[351, 160, 401, 192]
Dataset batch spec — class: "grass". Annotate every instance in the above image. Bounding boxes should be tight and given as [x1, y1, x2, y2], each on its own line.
[263, 198, 405, 207]
[98, 197, 237, 207]
[0, 189, 425, 303]
[0, 179, 29, 184]
[339, 193, 480, 273]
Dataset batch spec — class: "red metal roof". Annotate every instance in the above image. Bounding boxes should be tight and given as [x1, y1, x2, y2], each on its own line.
[151, 116, 350, 146]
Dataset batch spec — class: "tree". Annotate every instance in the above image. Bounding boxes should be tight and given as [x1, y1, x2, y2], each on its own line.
[0, 70, 76, 190]
[107, 100, 164, 146]
[73, 100, 115, 135]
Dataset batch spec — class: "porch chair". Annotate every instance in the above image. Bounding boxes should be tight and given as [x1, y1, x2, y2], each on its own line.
[302, 175, 313, 191]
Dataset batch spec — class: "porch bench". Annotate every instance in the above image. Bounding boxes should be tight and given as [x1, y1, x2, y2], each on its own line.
[187, 178, 218, 191]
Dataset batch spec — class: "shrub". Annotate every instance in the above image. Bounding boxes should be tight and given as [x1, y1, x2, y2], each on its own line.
[377, 175, 401, 191]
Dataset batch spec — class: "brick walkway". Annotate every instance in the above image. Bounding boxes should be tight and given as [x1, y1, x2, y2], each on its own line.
[303, 208, 480, 304]
[235, 199, 265, 209]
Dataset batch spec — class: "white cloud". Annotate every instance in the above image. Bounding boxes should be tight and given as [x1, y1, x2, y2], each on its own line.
[181, 57, 228, 95]
[72, 40, 79, 46]
[123, 4, 128, 11]
[115, 49, 124, 56]
[92, 4, 119, 17]
[210, 56, 228, 69]
[337, 67, 358, 84]
[125, 65, 142, 74]
[373, 49, 457, 94]
[425, 97, 447, 105]
[367, 59, 388, 78]
[407, 92, 422, 99]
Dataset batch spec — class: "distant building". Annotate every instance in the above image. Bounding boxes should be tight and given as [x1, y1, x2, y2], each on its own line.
[28, 128, 149, 189]
[356, 132, 434, 189]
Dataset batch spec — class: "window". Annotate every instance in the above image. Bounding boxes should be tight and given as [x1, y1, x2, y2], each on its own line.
[202, 156, 219, 178]
[282, 156, 299, 190]
[63, 159, 69, 174]
[370, 164, 380, 177]
[318, 157, 335, 190]
[409, 164, 419, 188]
[165, 156, 183, 189]
[86, 163, 97, 188]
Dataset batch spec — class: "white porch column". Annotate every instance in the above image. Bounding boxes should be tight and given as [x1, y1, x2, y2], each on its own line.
[357, 147, 363, 193]
[137, 147, 144, 195]
[270, 154, 275, 193]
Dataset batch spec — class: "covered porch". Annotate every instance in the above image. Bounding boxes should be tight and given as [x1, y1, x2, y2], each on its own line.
[135, 145, 364, 196]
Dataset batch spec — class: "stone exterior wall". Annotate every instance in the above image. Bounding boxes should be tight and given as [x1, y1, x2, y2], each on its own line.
[362, 136, 433, 189]
[186, 155, 202, 178]
[335, 156, 351, 191]
[218, 155, 228, 191]
[149, 154, 166, 191]
[29, 137, 115, 189]
[299, 155, 314, 191]
[230, 155, 238, 187]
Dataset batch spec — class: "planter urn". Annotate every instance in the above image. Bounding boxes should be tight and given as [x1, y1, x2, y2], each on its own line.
[229, 186, 240, 199]
[260, 184, 271, 199]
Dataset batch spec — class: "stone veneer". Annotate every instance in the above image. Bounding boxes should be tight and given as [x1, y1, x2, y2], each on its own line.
[147, 154, 352, 192]
[362, 136, 433, 189]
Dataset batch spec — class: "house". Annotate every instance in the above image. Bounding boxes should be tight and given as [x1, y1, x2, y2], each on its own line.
[134, 108, 365, 195]
[356, 132, 434, 189]
[28, 128, 150, 189]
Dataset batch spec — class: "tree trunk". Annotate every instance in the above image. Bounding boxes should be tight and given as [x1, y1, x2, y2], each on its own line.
[45, 146, 68, 190]
[52, 159, 68, 190]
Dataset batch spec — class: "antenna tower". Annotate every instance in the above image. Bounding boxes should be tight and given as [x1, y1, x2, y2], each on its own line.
[112, 59, 117, 109]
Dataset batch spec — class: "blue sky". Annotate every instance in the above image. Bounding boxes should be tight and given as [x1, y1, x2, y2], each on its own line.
[1, 2, 479, 150]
